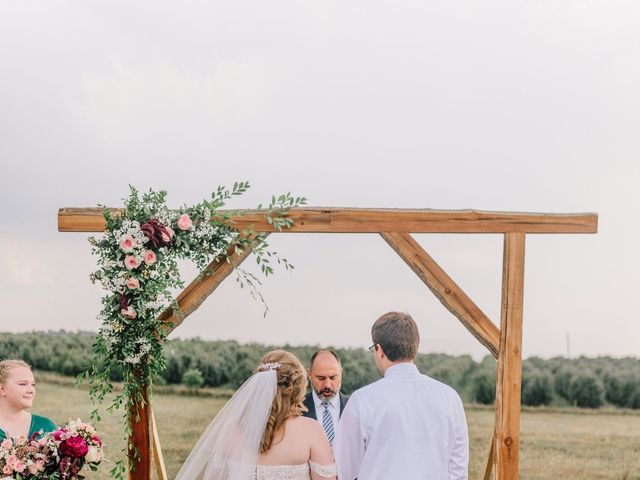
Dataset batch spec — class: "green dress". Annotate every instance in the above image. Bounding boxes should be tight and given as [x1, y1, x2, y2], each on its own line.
[0, 413, 57, 441]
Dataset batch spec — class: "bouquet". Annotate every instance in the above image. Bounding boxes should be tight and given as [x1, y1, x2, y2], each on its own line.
[0, 419, 104, 480]
[0, 435, 49, 479]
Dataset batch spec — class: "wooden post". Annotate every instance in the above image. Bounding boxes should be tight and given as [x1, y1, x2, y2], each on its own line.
[494, 233, 525, 480]
[129, 383, 151, 480]
[150, 406, 168, 480]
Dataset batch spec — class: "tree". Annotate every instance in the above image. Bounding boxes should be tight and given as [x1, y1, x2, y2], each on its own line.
[568, 372, 604, 408]
[181, 368, 205, 390]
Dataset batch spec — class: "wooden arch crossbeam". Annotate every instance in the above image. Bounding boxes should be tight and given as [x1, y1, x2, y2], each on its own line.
[58, 207, 597, 480]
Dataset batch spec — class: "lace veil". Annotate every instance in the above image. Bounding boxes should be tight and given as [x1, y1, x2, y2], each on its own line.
[175, 365, 279, 480]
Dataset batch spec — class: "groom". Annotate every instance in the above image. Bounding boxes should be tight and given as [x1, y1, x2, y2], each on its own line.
[335, 312, 469, 480]
[302, 349, 349, 447]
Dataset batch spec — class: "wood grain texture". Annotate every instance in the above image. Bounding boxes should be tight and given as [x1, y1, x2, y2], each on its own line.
[494, 233, 526, 480]
[58, 207, 598, 234]
[150, 407, 168, 480]
[129, 384, 150, 480]
[380, 232, 500, 358]
[158, 235, 265, 334]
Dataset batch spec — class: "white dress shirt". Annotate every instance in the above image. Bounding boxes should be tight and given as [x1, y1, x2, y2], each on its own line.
[335, 363, 468, 480]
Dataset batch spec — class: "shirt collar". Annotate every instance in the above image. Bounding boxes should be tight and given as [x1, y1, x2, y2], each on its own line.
[384, 362, 419, 378]
[312, 390, 340, 409]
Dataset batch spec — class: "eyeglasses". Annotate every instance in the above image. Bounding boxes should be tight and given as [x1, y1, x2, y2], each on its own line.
[368, 344, 377, 353]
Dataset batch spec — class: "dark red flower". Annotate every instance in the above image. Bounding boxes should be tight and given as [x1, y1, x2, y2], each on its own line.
[51, 429, 66, 441]
[59, 435, 89, 459]
[119, 293, 129, 311]
[141, 218, 172, 248]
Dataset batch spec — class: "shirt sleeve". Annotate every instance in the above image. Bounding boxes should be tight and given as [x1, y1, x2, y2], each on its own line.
[448, 395, 469, 480]
[335, 395, 366, 480]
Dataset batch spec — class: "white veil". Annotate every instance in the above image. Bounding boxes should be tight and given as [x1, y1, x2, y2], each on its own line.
[175, 369, 278, 480]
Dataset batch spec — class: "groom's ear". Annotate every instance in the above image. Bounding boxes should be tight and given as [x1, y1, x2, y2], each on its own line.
[306, 368, 312, 377]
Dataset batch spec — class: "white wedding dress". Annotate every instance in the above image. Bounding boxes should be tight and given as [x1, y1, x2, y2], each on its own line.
[256, 461, 337, 480]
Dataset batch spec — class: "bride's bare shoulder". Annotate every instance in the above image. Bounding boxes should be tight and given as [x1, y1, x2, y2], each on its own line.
[287, 415, 323, 433]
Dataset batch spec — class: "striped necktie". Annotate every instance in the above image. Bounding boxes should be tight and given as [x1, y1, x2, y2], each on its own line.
[321, 400, 335, 446]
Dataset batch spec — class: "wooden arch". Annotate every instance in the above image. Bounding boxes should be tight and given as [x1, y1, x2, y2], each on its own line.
[58, 207, 598, 480]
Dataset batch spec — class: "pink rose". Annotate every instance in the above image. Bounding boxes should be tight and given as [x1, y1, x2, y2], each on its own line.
[177, 213, 193, 231]
[124, 255, 141, 270]
[6, 455, 17, 466]
[121, 307, 137, 319]
[3, 465, 12, 475]
[59, 436, 89, 459]
[143, 250, 157, 266]
[28, 463, 39, 475]
[161, 226, 174, 243]
[126, 277, 140, 289]
[0, 439, 11, 449]
[119, 235, 135, 252]
[14, 461, 25, 473]
[51, 429, 65, 441]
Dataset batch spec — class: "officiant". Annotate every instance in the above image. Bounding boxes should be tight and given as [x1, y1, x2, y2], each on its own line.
[302, 350, 349, 448]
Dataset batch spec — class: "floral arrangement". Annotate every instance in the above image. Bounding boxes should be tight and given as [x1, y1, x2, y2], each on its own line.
[0, 420, 103, 480]
[79, 183, 304, 478]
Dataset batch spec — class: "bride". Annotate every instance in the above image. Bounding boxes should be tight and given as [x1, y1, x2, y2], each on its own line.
[175, 350, 337, 480]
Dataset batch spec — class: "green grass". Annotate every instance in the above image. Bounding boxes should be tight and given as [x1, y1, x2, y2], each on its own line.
[32, 379, 640, 479]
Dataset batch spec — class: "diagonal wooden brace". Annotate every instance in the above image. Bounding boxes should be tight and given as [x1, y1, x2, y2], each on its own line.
[380, 232, 500, 358]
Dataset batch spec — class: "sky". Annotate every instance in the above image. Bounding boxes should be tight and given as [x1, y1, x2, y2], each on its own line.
[1, 1, 639, 360]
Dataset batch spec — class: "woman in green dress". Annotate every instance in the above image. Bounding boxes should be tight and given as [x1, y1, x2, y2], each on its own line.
[0, 359, 56, 441]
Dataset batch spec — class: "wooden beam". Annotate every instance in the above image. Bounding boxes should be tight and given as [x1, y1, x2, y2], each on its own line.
[150, 407, 168, 480]
[483, 433, 496, 480]
[129, 383, 150, 480]
[158, 235, 266, 334]
[494, 233, 526, 480]
[380, 232, 500, 358]
[58, 207, 598, 234]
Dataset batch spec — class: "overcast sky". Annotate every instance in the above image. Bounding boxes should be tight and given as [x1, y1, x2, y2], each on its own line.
[1, 1, 639, 360]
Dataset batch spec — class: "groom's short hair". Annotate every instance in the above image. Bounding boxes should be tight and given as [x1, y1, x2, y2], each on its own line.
[371, 312, 420, 362]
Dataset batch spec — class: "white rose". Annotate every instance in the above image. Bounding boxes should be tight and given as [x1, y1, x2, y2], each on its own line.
[85, 446, 102, 463]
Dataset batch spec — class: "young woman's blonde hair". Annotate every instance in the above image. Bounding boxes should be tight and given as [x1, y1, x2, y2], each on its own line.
[0, 359, 31, 384]
[257, 350, 308, 453]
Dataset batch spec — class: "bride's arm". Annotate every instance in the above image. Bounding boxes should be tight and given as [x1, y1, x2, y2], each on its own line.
[308, 420, 337, 480]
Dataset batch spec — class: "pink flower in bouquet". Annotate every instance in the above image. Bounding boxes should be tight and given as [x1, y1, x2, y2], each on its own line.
[59, 436, 89, 458]
[121, 307, 137, 319]
[177, 213, 193, 231]
[6, 455, 17, 466]
[28, 463, 39, 475]
[91, 435, 102, 446]
[3, 464, 12, 475]
[119, 235, 135, 252]
[0, 439, 11, 449]
[36, 460, 45, 471]
[125, 255, 141, 270]
[161, 226, 174, 243]
[126, 277, 140, 289]
[143, 250, 157, 266]
[14, 461, 25, 473]
[51, 429, 66, 441]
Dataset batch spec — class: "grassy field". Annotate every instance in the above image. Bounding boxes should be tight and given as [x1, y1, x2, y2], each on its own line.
[32, 379, 639, 479]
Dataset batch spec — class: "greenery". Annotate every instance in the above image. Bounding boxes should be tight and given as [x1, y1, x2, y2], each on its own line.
[77, 185, 304, 478]
[2, 331, 639, 410]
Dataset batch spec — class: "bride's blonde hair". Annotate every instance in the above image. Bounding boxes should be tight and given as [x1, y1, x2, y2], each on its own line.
[257, 350, 307, 453]
[0, 359, 31, 384]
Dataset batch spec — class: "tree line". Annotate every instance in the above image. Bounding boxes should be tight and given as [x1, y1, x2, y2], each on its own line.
[1, 331, 638, 409]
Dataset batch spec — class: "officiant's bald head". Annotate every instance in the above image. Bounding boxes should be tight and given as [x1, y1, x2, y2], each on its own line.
[308, 349, 342, 401]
